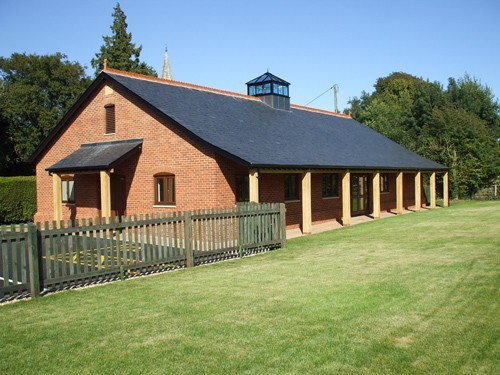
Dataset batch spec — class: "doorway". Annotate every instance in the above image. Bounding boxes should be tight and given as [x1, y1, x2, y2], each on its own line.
[111, 174, 127, 218]
[351, 174, 369, 216]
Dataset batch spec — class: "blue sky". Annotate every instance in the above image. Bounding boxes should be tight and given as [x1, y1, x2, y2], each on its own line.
[1, 0, 499, 112]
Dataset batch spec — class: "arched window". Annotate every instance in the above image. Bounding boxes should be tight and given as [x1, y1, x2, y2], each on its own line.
[154, 173, 175, 205]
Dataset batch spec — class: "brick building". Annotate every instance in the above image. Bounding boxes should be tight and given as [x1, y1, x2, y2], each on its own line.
[29, 68, 448, 233]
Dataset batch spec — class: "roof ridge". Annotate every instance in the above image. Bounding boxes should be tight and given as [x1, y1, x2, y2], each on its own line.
[104, 68, 352, 118]
[290, 104, 352, 118]
[104, 67, 260, 101]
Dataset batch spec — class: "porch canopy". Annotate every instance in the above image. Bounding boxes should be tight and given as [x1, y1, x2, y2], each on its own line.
[47, 138, 143, 173]
[47, 138, 142, 223]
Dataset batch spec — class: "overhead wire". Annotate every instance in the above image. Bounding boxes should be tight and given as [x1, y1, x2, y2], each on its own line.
[304, 85, 334, 107]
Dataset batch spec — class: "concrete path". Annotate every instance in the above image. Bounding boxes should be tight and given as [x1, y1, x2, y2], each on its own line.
[287, 206, 434, 239]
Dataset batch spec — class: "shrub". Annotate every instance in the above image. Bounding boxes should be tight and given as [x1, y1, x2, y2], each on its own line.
[0, 176, 36, 224]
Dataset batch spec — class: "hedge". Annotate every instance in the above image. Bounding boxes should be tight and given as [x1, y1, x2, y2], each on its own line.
[0, 176, 36, 224]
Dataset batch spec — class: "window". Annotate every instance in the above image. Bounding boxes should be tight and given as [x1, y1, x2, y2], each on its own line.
[105, 104, 115, 134]
[273, 84, 288, 96]
[249, 83, 288, 97]
[61, 177, 75, 203]
[236, 175, 249, 202]
[322, 173, 339, 198]
[154, 174, 175, 205]
[381, 173, 390, 193]
[284, 174, 299, 201]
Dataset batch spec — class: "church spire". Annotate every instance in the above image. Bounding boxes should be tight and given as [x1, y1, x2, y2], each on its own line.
[161, 45, 173, 80]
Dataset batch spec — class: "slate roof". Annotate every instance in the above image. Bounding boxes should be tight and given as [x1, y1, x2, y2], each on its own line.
[102, 71, 446, 171]
[30, 69, 446, 171]
[246, 72, 290, 86]
[46, 139, 142, 173]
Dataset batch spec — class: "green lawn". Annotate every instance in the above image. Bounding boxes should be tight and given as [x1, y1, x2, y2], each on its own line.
[1, 201, 499, 374]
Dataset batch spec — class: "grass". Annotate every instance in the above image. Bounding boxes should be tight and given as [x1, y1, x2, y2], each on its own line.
[1, 201, 499, 374]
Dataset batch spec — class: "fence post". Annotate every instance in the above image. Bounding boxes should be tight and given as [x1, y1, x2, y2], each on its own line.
[279, 203, 287, 248]
[27, 223, 41, 298]
[184, 211, 194, 268]
[235, 204, 241, 249]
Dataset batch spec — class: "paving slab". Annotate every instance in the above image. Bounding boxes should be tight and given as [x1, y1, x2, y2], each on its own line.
[286, 206, 435, 239]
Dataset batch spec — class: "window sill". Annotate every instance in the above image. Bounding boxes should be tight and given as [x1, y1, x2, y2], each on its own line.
[322, 196, 339, 200]
[153, 204, 176, 208]
[381, 192, 390, 195]
[284, 200, 300, 203]
[104, 133, 116, 136]
[63, 203, 75, 206]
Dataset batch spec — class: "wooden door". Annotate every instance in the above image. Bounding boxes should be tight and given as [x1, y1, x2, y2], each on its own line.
[111, 174, 127, 218]
[351, 174, 369, 216]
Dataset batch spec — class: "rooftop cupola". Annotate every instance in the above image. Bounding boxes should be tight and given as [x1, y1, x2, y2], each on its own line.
[246, 71, 290, 110]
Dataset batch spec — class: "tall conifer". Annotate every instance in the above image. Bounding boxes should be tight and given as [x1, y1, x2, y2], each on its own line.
[91, 3, 156, 76]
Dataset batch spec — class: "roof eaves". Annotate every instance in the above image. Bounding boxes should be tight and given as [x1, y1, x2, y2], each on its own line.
[250, 163, 448, 172]
[45, 139, 143, 173]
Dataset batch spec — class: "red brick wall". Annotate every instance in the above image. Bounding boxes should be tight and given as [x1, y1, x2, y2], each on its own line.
[380, 173, 396, 212]
[34, 80, 244, 223]
[260, 173, 342, 229]
[34, 77, 429, 227]
[380, 172, 425, 212]
[259, 172, 424, 229]
[311, 173, 342, 224]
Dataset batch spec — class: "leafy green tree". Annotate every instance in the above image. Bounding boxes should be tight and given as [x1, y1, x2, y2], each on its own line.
[362, 96, 417, 150]
[344, 91, 371, 120]
[447, 74, 500, 138]
[347, 71, 499, 198]
[0, 53, 90, 172]
[349, 72, 444, 152]
[0, 107, 15, 175]
[422, 106, 499, 198]
[91, 3, 156, 76]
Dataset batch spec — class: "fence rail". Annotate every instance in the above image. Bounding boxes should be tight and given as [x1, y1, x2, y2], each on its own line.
[0, 203, 286, 302]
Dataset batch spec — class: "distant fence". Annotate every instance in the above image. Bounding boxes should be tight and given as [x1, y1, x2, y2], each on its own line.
[0, 203, 286, 302]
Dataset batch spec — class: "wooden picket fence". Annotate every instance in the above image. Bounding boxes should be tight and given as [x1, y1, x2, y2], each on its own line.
[0, 203, 286, 302]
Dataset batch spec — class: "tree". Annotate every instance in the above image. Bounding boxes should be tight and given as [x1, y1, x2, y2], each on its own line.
[349, 72, 444, 152]
[91, 3, 156, 76]
[422, 106, 499, 198]
[0, 107, 15, 175]
[0, 53, 90, 173]
[346, 71, 499, 198]
[447, 74, 500, 138]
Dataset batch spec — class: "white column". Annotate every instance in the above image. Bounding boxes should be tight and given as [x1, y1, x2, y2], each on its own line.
[415, 171, 422, 212]
[301, 171, 312, 234]
[342, 171, 351, 226]
[443, 172, 449, 207]
[249, 169, 259, 203]
[396, 171, 403, 215]
[372, 172, 380, 219]
[100, 170, 112, 220]
[430, 172, 436, 209]
[52, 173, 62, 225]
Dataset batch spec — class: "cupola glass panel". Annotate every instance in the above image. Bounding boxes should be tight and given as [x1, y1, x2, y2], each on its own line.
[246, 72, 290, 98]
